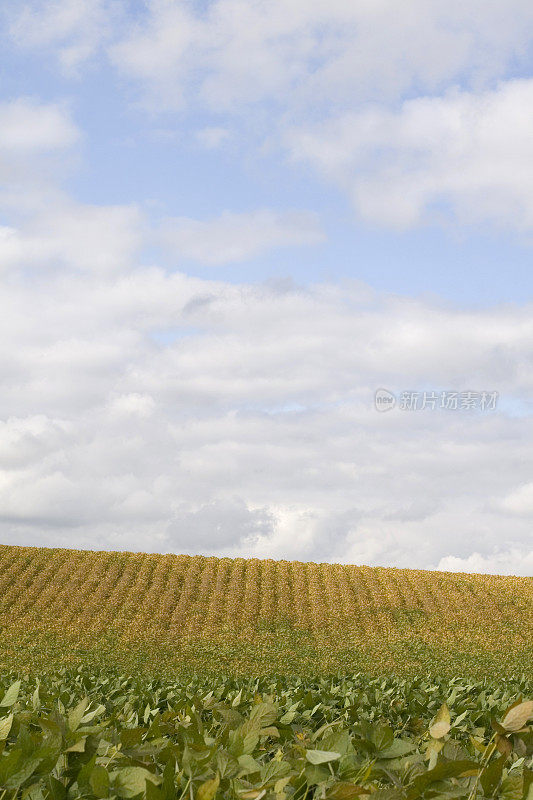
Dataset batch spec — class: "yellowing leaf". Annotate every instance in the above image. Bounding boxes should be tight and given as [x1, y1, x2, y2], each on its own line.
[66, 737, 86, 752]
[0, 681, 21, 708]
[429, 720, 450, 738]
[429, 703, 451, 739]
[501, 700, 533, 732]
[0, 713, 13, 741]
[196, 773, 220, 800]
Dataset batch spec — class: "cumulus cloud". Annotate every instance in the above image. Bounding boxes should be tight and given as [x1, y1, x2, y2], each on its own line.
[497, 482, 533, 515]
[438, 550, 533, 576]
[0, 201, 144, 273]
[107, 0, 533, 111]
[108, 393, 156, 419]
[167, 498, 274, 552]
[8, 3, 533, 236]
[7, 0, 118, 73]
[0, 99, 79, 152]
[0, 249, 532, 573]
[2, 4, 533, 575]
[0, 100, 79, 214]
[288, 79, 533, 231]
[158, 210, 325, 265]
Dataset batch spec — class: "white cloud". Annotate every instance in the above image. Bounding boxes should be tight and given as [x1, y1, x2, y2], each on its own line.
[108, 0, 533, 112]
[0, 415, 71, 469]
[498, 482, 533, 515]
[0, 99, 79, 152]
[0, 252, 532, 573]
[0, 201, 144, 273]
[0, 100, 79, 214]
[2, 4, 533, 572]
[8, 3, 533, 236]
[167, 498, 274, 552]
[438, 550, 533, 576]
[7, 0, 118, 73]
[288, 79, 533, 231]
[109, 393, 156, 418]
[158, 209, 325, 265]
[2, 204, 319, 274]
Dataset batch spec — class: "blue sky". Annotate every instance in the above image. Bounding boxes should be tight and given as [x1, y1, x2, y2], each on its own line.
[3, 5, 533, 303]
[1, 0, 533, 574]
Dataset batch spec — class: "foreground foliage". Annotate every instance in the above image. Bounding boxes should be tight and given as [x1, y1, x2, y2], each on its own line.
[0, 670, 532, 799]
[0, 545, 531, 677]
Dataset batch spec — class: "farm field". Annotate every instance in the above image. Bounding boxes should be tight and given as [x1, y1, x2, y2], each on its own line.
[0, 670, 532, 799]
[0, 544, 531, 678]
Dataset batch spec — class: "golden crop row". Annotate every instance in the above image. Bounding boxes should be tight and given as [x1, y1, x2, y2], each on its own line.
[0, 544, 531, 658]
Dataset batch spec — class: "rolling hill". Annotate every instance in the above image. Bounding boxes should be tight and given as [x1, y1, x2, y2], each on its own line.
[0, 544, 531, 676]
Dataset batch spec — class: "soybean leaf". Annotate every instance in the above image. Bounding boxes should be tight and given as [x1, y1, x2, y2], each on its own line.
[306, 749, 342, 765]
[0, 681, 21, 708]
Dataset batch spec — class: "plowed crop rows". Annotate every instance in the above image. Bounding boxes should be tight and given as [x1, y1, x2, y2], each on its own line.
[0, 544, 531, 677]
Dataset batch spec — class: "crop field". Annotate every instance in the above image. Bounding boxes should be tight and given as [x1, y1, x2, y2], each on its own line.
[0, 545, 531, 677]
[0, 670, 532, 799]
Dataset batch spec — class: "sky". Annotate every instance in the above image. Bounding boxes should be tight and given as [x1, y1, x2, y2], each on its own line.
[0, 0, 533, 575]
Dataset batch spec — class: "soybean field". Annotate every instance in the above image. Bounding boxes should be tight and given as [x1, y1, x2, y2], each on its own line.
[0, 545, 531, 677]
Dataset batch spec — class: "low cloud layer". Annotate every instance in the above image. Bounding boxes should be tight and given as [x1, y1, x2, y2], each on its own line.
[1, 227, 532, 573]
[159, 210, 324, 265]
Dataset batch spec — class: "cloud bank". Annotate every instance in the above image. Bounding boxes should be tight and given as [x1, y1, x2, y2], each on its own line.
[1, 235, 533, 572]
[1, 1, 532, 574]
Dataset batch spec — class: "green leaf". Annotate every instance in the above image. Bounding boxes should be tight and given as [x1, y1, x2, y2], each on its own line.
[260, 759, 291, 785]
[46, 776, 66, 800]
[216, 749, 238, 780]
[90, 766, 110, 799]
[378, 739, 416, 759]
[113, 767, 161, 798]
[80, 704, 106, 724]
[371, 723, 394, 752]
[65, 737, 86, 752]
[68, 697, 90, 732]
[481, 753, 507, 796]
[326, 783, 371, 798]
[306, 749, 342, 765]
[76, 754, 97, 791]
[160, 757, 176, 800]
[237, 754, 261, 774]
[120, 728, 145, 748]
[279, 711, 297, 724]
[498, 772, 523, 800]
[21, 782, 45, 800]
[249, 702, 277, 728]
[407, 760, 481, 798]
[305, 764, 330, 786]
[4, 756, 43, 790]
[0, 680, 21, 708]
